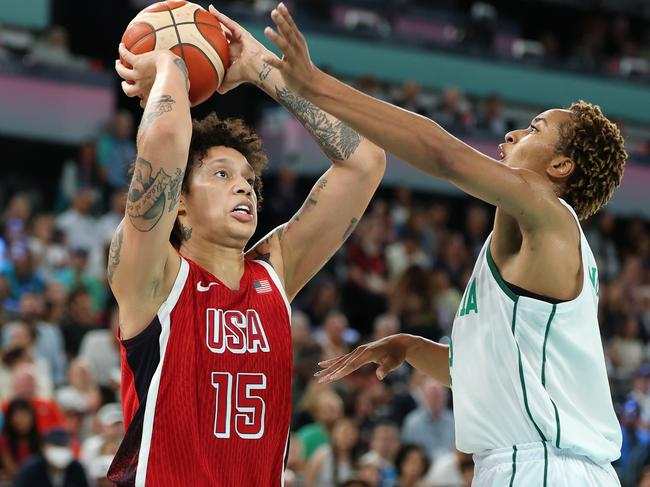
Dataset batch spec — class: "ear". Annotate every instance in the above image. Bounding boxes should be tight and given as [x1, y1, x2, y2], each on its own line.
[177, 197, 186, 217]
[547, 156, 575, 180]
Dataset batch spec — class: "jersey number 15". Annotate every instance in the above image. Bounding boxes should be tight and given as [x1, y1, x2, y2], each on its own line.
[211, 372, 266, 440]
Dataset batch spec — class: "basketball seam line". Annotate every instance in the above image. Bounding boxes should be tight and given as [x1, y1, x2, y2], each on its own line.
[193, 9, 229, 70]
[165, 3, 186, 63]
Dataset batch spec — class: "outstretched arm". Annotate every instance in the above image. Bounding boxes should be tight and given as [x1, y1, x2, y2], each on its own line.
[211, 7, 386, 300]
[262, 4, 558, 230]
[316, 334, 451, 388]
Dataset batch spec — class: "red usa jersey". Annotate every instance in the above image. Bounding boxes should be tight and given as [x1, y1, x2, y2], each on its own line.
[108, 256, 293, 486]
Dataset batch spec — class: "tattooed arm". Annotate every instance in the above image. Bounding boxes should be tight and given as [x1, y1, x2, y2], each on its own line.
[110, 45, 191, 338]
[249, 59, 384, 301]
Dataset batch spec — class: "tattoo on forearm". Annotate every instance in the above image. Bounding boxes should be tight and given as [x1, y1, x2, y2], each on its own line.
[182, 225, 192, 241]
[139, 95, 176, 134]
[107, 226, 124, 285]
[342, 217, 359, 242]
[173, 58, 190, 91]
[256, 63, 273, 87]
[275, 87, 362, 160]
[126, 157, 185, 232]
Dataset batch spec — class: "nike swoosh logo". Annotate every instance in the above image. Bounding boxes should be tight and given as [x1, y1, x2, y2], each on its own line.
[197, 281, 219, 292]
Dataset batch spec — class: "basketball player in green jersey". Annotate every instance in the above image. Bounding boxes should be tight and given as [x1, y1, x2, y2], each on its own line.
[214, 3, 629, 485]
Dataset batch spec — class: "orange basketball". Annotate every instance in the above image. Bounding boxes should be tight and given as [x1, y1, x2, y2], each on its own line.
[121, 0, 230, 106]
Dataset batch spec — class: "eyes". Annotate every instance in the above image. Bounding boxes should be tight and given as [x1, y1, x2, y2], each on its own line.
[528, 125, 539, 133]
[214, 170, 255, 186]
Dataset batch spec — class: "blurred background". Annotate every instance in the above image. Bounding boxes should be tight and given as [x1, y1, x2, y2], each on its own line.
[0, 0, 649, 486]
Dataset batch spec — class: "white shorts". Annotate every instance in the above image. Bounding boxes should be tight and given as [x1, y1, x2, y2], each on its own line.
[472, 442, 620, 487]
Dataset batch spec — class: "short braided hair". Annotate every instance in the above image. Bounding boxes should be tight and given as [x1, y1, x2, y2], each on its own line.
[556, 101, 627, 220]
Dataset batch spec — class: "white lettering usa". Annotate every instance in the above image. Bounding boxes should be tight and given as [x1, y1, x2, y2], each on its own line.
[206, 309, 271, 354]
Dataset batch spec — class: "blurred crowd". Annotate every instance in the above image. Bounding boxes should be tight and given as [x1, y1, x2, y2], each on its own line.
[1, 106, 650, 485]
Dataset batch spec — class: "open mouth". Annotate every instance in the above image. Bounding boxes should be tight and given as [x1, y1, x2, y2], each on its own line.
[232, 204, 252, 215]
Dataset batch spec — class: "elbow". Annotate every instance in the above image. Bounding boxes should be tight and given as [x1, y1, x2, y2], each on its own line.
[359, 146, 387, 179]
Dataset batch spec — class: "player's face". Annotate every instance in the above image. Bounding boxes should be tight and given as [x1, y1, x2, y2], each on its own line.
[499, 109, 572, 174]
[182, 146, 258, 247]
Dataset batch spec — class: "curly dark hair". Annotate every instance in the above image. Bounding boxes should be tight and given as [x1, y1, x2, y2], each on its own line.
[556, 101, 627, 220]
[169, 113, 268, 248]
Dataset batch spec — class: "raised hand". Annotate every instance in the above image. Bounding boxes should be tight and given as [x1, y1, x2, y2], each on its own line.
[114, 43, 182, 108]
[315, 335, 410, 384]
[207, 5, 270, 94]
[262, 3, 318, 96]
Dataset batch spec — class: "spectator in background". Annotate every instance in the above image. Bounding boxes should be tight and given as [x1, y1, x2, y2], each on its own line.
[392, 443, 429, 487]
[306, 278, 340, 327]
[393, 81, 429, 117]
[297, 391, 344, 460]
[1, 241, 45, 303]
[318, 311, 353, 360]
[57, 142, 104, 213]
[0, 399, 41, 480]
[1, 193, 32, 240]
[96, 191, 126, 249]
[78, 307, 120, 394]
[615, 400, 650, 486]
[431, 87, 473, 134]
[433, 233, 470, 291]
[475, 94, 507, 136]
[389, 266, 439, 340]
[6, 364, 65, 434]
[56, 188, 99, 253]
[305, 417, 361, 487]
[4, 321, 53, 399]
[609, 315, 645, 382]
[60, 287, 100, 358]
[386, 230, 431, 279]
[97, 111, 136, 193]
[2, 292, 67, 387]
[28, 26, 88, 70]
[360, 421, 400, 487]
[344, 217, 388, 334]
[13, 427, 89, 487]
[81, 403, 123, 476]
[390, 188, 412, 230]
[27, 213, 69, 281]
[54, 248, 106, 313]
[57, 359, 102, 418]
[401, 379, 455, 463]
[425, 449, 474, 487]
[284, 433, 306, 487]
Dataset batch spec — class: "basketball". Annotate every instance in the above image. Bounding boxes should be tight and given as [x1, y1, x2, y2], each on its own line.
[121, 0, 230, 106]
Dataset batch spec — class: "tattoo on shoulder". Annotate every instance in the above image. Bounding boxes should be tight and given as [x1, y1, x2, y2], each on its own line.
[343, 217, 359, 242]
[107, 226, 124, 285]
[139, 94, 176, 134]
[256, 63, 273, 87]
[173, 58, 190, 91]
[126, 157, 185, 232]
[275, 87, 362, 161]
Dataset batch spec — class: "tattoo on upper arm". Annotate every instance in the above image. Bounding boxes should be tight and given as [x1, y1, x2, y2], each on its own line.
[294, 177, 327, 222]
[256, 63, 273, 87]
[126, 157, 185, 232]
[107, 226, 124, 285]
[342, 217, 359, 242]
[275, 87, 362, 161]
[139, 95, 176, 135]
[173, 58, 189, 91]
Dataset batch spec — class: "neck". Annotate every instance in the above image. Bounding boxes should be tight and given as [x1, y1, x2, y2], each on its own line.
[179, 236, 246, 290]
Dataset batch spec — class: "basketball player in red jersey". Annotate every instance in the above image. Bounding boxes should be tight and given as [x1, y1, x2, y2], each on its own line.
[106, 10, 385, 486]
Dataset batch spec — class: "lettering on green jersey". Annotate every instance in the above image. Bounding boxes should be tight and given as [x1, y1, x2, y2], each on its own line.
[589, 267, 599, 296]
[458, 278, 479, 316]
